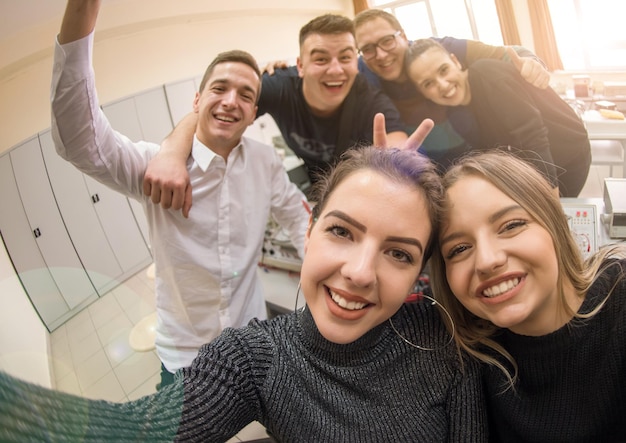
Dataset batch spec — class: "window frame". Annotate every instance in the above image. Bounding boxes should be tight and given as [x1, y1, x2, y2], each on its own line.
[369, 0, 500, 44]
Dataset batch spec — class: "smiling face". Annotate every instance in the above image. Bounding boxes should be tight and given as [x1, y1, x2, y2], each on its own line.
[355, 16, 409, 82]
[193, 61, 259, 153]
[300, 169, 431, 344]
[407, 46, 470, 107]
[297, 32, 359, 117]
[439, 175, 572, 336]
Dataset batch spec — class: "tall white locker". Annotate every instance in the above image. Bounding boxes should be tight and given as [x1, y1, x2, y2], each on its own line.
[81, 174, 152, 273]
[135, 87, 175, 142]
[103, 86, 174, 144]
[38, 130, 124, 293]
[38, 130, 151, 294]
[9, 138, 97, 310]
[1, 138, 102, 330]
[0, 154, 72, 329]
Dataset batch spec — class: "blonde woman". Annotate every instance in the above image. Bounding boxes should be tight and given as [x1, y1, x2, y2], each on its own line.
[431, 150, 626, 442]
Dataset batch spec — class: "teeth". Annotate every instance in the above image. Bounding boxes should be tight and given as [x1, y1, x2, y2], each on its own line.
[482, 278, 519, 298]
[329, 290, 367, 310]
[443, 87, 455, 98]
[216, 115, 236, 122]
[325, 82, 343, 87]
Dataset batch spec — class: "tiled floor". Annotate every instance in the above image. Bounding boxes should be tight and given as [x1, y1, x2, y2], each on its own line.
[49, 264, 269, 442]
[48, 163, 617, 442]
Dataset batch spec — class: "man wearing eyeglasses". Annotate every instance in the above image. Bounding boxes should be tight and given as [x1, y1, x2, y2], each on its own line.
[354, 9, 550, 167]
[145, 14, 409, 203]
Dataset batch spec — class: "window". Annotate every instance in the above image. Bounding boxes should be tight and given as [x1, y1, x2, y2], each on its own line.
[547, 0, 626, 71]
[369, 0, 504, 45]
[372, 0, 626, 72]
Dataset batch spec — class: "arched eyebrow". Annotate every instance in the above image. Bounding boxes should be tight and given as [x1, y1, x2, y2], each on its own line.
[324, 210, 423, 253]
[324, 210, 365, 231]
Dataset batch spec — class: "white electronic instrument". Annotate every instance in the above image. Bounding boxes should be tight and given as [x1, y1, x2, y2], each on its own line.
[603, 178, 626, 238]
[259, 219, 302, 273]
[561, 201, 599, 260]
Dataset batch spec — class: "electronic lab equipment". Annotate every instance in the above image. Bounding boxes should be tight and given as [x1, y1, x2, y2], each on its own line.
[561, 201, 599, 260]
[258, 155, 307, 273]
[603, 178, 626, 238]
[260, 219, 302, 272]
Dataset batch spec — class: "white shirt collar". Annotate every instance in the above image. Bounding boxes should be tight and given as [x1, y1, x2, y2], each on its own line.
[192, 135, 244, 172]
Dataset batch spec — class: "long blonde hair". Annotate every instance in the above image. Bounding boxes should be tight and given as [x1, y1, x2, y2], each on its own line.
[430, 150, 626, 387]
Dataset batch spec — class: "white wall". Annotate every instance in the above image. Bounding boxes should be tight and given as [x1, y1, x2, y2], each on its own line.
[0, 0, 353, 387]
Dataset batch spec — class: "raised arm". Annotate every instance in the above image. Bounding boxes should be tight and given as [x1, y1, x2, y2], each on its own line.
[143, 112, 197, 218]
[58, 0, 100, 44]
[447, 37, 550, 89]
[472, 40, 550, 89]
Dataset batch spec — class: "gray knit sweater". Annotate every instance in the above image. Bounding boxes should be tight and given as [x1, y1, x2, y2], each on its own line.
[0, 302, 487, 442]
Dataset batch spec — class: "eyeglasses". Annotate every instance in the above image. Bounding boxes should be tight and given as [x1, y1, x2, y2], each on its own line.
[358, 31, 402, 60]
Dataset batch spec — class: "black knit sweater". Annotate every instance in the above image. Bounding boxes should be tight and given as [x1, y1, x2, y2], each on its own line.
[0, 302, 486, 442]
[451, 59, 591, 197]
[485, 259, 626, 442]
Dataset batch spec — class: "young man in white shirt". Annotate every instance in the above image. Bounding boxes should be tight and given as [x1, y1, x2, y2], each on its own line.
[53, 0, 310, 388]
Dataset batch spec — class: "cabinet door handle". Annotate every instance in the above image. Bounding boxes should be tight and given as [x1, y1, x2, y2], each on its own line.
[33, 228, 41, 238]
[91, 193, 100, 204]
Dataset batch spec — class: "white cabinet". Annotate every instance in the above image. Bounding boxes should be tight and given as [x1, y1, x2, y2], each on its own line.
[0, 139, 100, 331]
[9, 137, 98, 310]
[38, 130, 124, 293]
[103, 86, 174, 144]
[80, 174, 151, 273]
[38, 130, 151, 294]
[0, 154, 73, 329]
[0, 126, 155, 330]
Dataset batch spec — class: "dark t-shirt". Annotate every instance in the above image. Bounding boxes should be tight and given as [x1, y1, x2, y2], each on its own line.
[258, 66, 405, 180]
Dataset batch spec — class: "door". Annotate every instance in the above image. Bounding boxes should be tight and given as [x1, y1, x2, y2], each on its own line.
[9, 138, 97, 310]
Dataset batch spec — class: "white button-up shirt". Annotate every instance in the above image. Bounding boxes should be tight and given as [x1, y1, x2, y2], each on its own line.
[51, 31, 309, 372]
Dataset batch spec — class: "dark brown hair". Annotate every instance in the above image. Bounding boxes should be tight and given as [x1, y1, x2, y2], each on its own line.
[198, 49, 262, 102]
[299, 14, 355, 47]
[310, 146, 443, 269]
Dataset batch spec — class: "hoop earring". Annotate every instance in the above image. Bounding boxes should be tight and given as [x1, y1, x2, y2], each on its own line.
[388, 294, 455, 351]
[294, 281, 305, 312]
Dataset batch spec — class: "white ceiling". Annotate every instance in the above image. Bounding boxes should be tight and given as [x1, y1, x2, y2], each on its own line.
[0, 0, 130, 42]
[0, 0, 68, 42]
